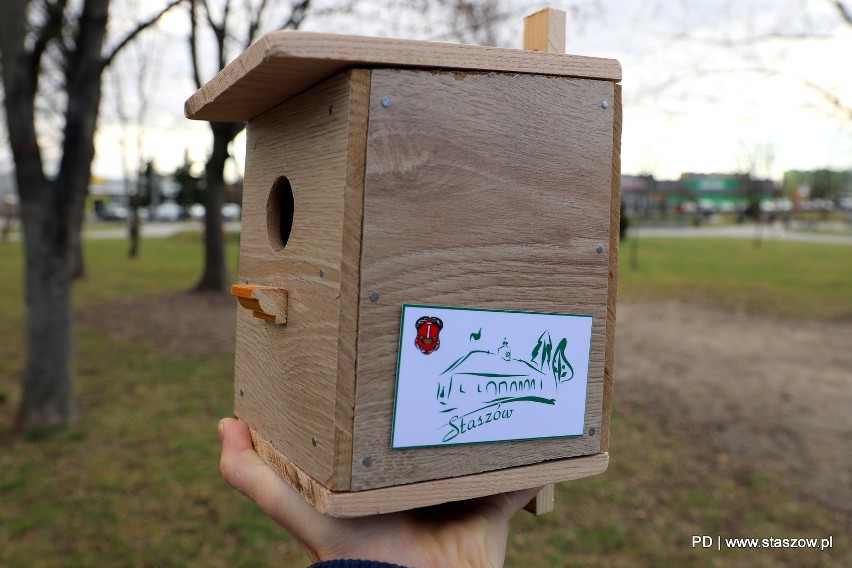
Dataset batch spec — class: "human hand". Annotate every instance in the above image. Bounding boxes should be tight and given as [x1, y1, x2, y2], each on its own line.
[218, 417, 539, 568]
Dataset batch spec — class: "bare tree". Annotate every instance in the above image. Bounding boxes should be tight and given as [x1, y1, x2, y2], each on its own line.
[339, 0, 601, 46]
[634, 1, 852, 125]
[828, 1, 852, 116]
[0, 0, 183, 433]
[835, 0, 852, 23]
[189, 0, 314, 292]
[107, 37, 160, 259]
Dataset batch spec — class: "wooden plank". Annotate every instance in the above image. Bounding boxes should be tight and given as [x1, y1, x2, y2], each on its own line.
[234, 71, 364, 490]
[523, 483, 555, 515]
[351, 69, 615, 491]
[331, 69, 371, 489]
[185, 31, 622, 122]
[523, 8, 566, 54]
[601, 84, 622, 453]
[523, 6, 567, 516]
[251, 426, 608, 517]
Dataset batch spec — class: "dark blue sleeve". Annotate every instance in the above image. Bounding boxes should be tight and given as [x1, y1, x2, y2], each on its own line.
[307, 561, 409, 568]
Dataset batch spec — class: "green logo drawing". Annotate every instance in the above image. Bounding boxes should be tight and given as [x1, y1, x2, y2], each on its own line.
[435, 328, 576, 442]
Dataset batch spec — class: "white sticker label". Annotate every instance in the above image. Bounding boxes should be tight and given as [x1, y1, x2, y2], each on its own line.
[391, 305, 593, 449]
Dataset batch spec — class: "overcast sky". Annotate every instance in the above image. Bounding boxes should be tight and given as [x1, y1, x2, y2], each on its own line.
[75, 0, 852, 182]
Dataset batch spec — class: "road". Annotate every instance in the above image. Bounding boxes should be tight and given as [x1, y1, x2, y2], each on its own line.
[81, 221, 242, 240]
[1, 220, 241, 242]
[3, 220, 850, 246]
[630, 221, 852, 246]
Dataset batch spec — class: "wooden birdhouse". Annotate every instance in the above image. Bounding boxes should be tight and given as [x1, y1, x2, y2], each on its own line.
[186, 8, 621, 517]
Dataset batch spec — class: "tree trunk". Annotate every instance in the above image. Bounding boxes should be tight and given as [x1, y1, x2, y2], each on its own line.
[15, 184, 78, 432]
[69, 201, 87, 280]
[128, 204, 141, 258]
[3, 0, 184, 433]
[1, 0, 107, 432]
[195, 122, 240, 292]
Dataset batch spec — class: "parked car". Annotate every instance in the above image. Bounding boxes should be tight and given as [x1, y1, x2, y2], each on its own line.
[221, 203, 242, 221]
[189, 203, 205, 221]
[153, 202, 184, 222]
[99, 202, 129, 221]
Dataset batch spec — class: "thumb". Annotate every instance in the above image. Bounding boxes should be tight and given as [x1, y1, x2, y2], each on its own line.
[218, 417, 275, 501]
[217, 418, 328, 542]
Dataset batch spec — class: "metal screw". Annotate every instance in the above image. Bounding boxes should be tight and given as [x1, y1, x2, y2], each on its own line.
[328, 105, 335, 114]
[369, 291, 380, 302]
[596, 244, 604, 254]
[311, 437, 318, 447]
[601, 100, 609, 109]
[589, 427, 596, 436]
[319, 268, 325, 278]
[362, 456, 373, 467]
[380, 97, 391, 108]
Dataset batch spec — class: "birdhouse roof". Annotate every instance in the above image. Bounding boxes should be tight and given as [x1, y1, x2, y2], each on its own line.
[184, 31, 622, 122]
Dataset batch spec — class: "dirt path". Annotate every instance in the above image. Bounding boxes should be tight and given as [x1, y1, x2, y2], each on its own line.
[615, 301, 852, 512]
[79, 293, 852, 511]
[76, 291, 237, 358]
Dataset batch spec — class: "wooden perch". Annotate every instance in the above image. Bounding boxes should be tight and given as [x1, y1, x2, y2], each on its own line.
[231, 284, 289, 324]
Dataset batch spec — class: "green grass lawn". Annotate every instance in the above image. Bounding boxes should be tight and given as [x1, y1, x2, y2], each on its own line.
[0, 234, 849, 567]
[619, 237, 852, 320]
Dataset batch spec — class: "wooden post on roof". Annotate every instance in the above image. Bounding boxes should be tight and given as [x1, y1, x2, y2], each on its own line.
[522, 6, 566, 517]
[523, 7, 567, 54]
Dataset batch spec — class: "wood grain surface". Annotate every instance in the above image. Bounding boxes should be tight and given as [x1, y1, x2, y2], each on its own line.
[252, 426, 608, 518]
[601, 84, 622, 453]
[350, 69, 616, 491]
[185, 31, 622, 122]
[523, 8, 566, 54]
[234, 71, 368, 489]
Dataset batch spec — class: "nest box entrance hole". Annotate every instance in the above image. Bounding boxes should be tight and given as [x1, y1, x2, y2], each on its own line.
[267, 176, 294, 251]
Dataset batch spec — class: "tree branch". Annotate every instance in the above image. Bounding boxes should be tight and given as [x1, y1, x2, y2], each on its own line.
[200, 0, 227, 71]
[247, 0, 270, 43]
[800, 76, 852, 122]
[835, 1, 852, 25]
[636, 66, 852, 123]
[201, 0, 217, 30]
[188, 0, 204, 90]
[102, 0, 186, 69]
[219, 0, 232, 69]
[30, 0, 69, 72]
[279, 0, 312, 30]
[670, 31, 835, 47]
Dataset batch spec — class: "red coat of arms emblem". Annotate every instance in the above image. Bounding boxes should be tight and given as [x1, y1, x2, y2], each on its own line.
[415, 316, 443, 354]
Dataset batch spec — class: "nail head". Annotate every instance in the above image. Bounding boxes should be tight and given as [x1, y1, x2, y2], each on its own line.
[601, 100, 609, 109]
[381, 97, 391, 108]
[362, 456, 373, 467]
[369, 291, 380, 302]
[596, 244, 604, 254]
